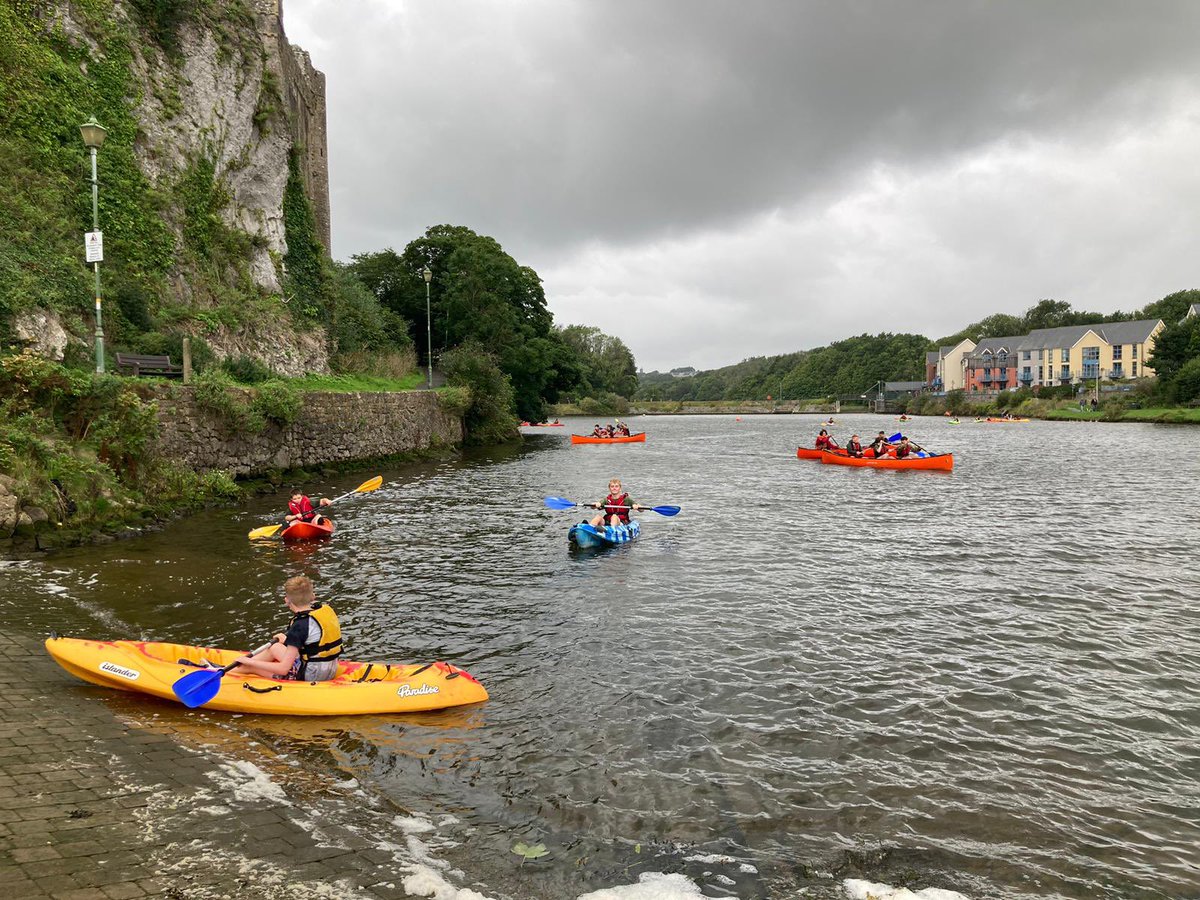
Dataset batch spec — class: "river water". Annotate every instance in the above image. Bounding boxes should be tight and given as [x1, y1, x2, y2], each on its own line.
[3, 414, 1198, 899]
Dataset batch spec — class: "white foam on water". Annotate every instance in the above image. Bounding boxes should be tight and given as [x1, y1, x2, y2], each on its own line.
[843, 879, 971, 900]
[683, 853, 735, 864]
[576, 871, 708, 899]
[395, 814, 437, 834]
[206, 758, 289, 804]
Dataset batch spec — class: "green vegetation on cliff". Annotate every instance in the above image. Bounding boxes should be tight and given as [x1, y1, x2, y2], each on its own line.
[0, 1, 414, 378]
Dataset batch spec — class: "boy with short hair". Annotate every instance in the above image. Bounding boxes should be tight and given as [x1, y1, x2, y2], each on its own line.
[588, 478, 647, 528]
[235, 576, 342, 682]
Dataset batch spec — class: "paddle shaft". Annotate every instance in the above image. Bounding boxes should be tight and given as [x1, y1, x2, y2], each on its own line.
[220, 640, 276, 674]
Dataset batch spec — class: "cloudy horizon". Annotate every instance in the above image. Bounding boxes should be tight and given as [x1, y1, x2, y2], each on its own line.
[282, 0, 1200, 372]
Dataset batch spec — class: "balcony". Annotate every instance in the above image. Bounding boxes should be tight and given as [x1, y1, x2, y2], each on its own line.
[1109, 367, 1125, 379]
[1019, 374, 1033, 384]
[1058, 370, 1072, 381]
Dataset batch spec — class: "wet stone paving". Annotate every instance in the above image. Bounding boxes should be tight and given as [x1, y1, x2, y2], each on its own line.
[0, 634, 414, 900]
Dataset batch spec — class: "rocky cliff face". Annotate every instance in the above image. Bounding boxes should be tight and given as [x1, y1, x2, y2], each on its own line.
[15, 0, 333, 374]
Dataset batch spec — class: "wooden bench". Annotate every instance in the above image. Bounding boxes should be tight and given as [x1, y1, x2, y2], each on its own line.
[114, 353, 184, 378]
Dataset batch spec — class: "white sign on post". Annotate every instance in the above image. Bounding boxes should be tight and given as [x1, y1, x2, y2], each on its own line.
[84, 231, 104, 263]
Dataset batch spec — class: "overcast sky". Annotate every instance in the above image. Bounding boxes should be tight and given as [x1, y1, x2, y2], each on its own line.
[282, 0, 1200, 372]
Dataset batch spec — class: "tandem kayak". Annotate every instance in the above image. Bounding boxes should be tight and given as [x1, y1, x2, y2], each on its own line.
[44, 636, 488, 716]
[279, 517, 334, 541]
[570, 432, 647, 444]
[819, 449, 953, 471]
[985, 417, 1030, 423]
[568, 520, 641, 548]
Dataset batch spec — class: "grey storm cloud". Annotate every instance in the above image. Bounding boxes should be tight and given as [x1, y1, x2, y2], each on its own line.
[283, 0, 1200, 370]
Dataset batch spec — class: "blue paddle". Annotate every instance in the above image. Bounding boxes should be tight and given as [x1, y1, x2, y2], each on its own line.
[543, 496, 681, 516]
[171, 641, 274, 708]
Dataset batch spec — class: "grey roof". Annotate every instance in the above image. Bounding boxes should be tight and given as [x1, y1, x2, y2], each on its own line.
[1016, 324, 1098, 351]
[938, 345, 955, 356]
[926, 350, 940, 365]
[965, 335, 1024, 360]
[1095, 318, 1162, 345]
[1017, 319, 1162, 351]
[885, 380, 925, 392]
[1188, 303, 1200, 318]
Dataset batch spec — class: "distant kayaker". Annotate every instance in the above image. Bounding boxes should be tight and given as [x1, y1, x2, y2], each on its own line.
[286, 489, 331, 524]
[814, 428, 839, 451]
[588, 478, 647, 528]
[845, 434, 864, 458]
[867, 431, 892, 458]
[233, 575, 342, 682]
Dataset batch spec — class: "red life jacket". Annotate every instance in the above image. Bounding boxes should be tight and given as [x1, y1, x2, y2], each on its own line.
[815, 434, 830, 449]
[603, 492, 631, 522]
[894, 444, 911, 458]
[288, 496, 315, 521]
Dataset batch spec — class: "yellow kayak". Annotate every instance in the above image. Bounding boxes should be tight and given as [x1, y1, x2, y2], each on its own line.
[45, 636, 489, 716]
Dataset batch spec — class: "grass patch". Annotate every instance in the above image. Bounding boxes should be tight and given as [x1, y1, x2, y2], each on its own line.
[287, 372, 425, 393]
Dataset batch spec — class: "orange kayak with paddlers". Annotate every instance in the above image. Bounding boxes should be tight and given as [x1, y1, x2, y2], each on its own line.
[819, 449, 953, 471]
[571, 433, 646, 444]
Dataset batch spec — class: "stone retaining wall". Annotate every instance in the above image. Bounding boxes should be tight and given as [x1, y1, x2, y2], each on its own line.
[154, 388, 462, 476]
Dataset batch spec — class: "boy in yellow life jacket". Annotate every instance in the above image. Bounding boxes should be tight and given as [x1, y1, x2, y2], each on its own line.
[235, 575, 343, 682]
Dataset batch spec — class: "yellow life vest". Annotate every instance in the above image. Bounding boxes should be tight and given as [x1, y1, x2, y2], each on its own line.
[292, 602, 342, 663]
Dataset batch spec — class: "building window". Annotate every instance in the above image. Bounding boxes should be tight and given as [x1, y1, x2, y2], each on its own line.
[1061, 348, 1070, 363]
[1112, 345, 1123, 361]
[1132, 361, 1138, 376]
[1133, 345, 1139, 359]
[1023, 351, 1031, 360]
[1112, 363, 1123, 378]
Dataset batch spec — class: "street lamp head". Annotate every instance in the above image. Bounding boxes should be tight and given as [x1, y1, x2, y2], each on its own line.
[79, 116, 107, 149]
[422, 265, 432, 284]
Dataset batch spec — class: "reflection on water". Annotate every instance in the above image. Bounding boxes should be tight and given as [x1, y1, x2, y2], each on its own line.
[6, 415, 1200, 898]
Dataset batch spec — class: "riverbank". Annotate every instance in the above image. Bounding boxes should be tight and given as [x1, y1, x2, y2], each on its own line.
[0, 353, 465, 555]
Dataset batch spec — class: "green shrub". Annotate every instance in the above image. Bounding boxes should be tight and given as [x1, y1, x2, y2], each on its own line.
[221, 354, 273, 384]
[250, 379, 301, 426]
[440, 341, 517, 445]
[435, 385, 471, 417]
[192, 369, 264, 433]
[1172, 356, 1200, 403]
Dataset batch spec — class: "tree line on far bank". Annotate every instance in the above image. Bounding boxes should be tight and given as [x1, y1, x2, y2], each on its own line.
[636, 290, 1200, 406]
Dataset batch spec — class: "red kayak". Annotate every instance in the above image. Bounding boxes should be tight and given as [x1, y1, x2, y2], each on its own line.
[280, 517, 335, 541]
[797, 447, 824, 459]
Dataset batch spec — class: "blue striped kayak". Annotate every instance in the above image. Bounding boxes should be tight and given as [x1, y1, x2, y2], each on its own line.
[568, 520, 641, 548]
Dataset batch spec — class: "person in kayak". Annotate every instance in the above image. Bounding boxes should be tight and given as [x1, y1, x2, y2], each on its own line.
[592, 424, 605, 437]
[814, 429, 839, 451]
[234, 575, 343, 682]
[867, 431, 892, 458]
[588, 478, 648, 528]
[845, 434, 864, 457]
[893, 436, 928, 458]
[286, 489, 331, 525]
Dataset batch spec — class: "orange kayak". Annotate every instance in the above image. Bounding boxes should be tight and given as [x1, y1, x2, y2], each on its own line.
[280, 517, 335, 541]
[797, 447, 824, 459]
[571, 433, 646, 444]
[819, 450, 953, 471]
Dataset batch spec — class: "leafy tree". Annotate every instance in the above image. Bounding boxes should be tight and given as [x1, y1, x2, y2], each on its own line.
[1139, 288, 1200, 324]
[556, 325, 637, 398]
[1147, 314, 1200, 382]
[349, 225, 578, 420]
[1172, 356, 1200, 403]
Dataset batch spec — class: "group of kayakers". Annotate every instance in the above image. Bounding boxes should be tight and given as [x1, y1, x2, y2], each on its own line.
[591, 421, 632, 438]
[814, 428, 927, 459]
